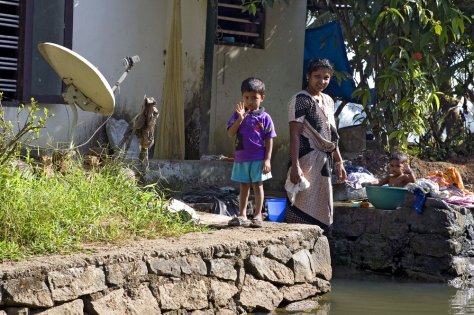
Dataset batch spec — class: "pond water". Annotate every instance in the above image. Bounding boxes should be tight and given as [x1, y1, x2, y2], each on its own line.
[276, 274, 474, 315]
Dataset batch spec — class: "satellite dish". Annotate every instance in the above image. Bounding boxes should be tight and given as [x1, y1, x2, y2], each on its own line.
[38, 42, 115, 115]
[37, 42, 140, 147]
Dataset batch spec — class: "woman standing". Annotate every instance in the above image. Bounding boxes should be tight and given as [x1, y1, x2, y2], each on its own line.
[286, 58, 347, 231]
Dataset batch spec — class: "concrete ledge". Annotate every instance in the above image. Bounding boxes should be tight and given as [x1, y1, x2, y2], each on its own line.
[0, 222, 331, 313]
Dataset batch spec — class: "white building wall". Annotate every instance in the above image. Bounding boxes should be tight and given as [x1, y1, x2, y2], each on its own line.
[209, 0, 307, 188]
[4, 0, 306, 178]
[9, 0, 207, 150]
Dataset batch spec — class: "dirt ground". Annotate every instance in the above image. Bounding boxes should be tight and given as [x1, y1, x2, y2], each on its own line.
[350, 150, 474, 191]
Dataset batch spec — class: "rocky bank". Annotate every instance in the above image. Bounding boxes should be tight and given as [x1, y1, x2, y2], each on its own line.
[0, 222, 330, 314]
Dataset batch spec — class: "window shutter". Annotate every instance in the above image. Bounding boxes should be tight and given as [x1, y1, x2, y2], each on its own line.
[216, 0, 265, 49]
[0, 0, 20, 99]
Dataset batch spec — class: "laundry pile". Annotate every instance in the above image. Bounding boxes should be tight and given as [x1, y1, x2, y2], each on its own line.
[407, 167, 474, 209]
[344, 164, 378, 189]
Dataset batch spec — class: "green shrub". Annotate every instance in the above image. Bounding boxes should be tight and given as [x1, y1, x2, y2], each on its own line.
[0, 96, 48, 167]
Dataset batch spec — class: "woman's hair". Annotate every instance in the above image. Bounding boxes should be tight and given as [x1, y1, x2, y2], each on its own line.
[306, 58, 334, 75]
[241, 77, 265, 95]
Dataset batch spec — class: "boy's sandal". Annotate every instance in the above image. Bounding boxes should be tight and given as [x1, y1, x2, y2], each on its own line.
[249, 218, 263, 228]
[228, 216, 250, 227]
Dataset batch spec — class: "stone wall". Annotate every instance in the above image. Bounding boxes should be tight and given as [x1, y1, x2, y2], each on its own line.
[0, 224, 330, 314]
[330, 195, 474, 284]
[142, 160, 236, 191]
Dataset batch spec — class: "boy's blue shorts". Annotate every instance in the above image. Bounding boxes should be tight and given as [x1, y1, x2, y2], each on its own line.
[231, 160, 272, 183]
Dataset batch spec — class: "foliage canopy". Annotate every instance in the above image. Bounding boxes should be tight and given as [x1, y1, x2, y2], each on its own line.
[316, 0, 473, 159]
[244, 0, 474, 159]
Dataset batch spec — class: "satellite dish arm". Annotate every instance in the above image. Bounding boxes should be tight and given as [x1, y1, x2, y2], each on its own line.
[111, 55, 140, 93]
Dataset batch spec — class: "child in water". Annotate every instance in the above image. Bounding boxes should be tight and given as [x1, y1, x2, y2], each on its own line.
[377, 150, 416, 187]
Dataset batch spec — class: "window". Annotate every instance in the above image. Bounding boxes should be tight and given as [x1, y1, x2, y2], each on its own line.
[0, 0, 73, 104]
[216, 0, 265, 49]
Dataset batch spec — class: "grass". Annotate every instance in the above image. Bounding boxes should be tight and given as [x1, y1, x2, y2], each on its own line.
[0, 97, 204, 262]
[0, 156, 204, 261]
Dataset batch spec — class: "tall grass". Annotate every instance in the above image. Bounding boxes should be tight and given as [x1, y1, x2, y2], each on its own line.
[0, 96, 203, 261]
[0, 159, 203, 261]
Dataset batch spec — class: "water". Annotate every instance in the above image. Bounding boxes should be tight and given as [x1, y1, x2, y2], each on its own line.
[276, 275, 474, 314]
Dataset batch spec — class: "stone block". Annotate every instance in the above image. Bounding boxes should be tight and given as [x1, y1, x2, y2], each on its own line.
[409, 255, 452, 277]
[410, 233, 453, 257]
[209, 280, 238, 306]
[47, 267, 107, 302]
[158, 279, 208, 311]
[183, 256, 207, 276]
[148, 258, 178, 277]
[311, 237, 332, 281]
[87, 288, 128, 315]
[105, 261, 148, 285]
[32, 299, 83, 315]
[263, 245, 293, 264]
[127, 283, 161, 314]
[291, 250, 314, 283]
[280, 283, 319, 302]
[3, 277, 53, 307]
[209, 258, 237, 281]
[352, 234, 395, 270]
[246, 256, 294, 285]
[239, 275, 282, 312]
[143, 160, 236, 191]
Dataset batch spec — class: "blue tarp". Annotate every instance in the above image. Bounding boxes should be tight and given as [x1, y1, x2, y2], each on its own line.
[304, 21, 357, 102]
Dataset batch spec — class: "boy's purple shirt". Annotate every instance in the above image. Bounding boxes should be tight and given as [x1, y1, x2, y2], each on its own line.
[226, 106, 277, 162]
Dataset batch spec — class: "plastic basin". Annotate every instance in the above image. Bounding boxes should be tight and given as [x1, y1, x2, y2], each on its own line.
[365, 186, 408, 210]
[266, 198, 287, 222]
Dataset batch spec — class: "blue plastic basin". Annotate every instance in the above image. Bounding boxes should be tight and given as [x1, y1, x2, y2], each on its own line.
[266, 198, 287, 222]
[365, 186, 408, 210]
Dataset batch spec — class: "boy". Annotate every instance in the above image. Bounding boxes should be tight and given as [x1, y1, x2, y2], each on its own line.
[377, 150, 416, 187]
[226, 77, 276, 228]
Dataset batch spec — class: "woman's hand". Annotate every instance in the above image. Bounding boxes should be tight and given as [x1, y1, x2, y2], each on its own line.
[290, 165, 303, 184]
[289, 122, 304, 184]
[336, 162, 347, 183]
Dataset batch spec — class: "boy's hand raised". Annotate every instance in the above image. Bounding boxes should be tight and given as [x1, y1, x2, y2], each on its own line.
[236, 102, 247, 120]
